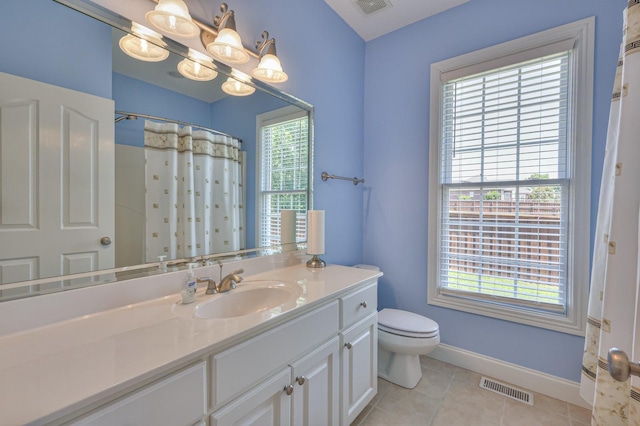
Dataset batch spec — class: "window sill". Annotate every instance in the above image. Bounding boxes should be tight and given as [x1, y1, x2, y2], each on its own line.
[428, 291, 585, 336]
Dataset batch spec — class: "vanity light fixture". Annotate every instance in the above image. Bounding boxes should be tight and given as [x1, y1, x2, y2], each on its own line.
[145, 0, 199, 38]
[177, 49, 218, 81]
[221, 70, 256, 96]
[251, 31, 288, 83]
[119, 23, 170, 62]
[206, 3, 250, 65]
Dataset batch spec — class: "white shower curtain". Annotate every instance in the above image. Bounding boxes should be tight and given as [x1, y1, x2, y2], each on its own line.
[580, 4, 640, 424]
[144, 120, 245, 262]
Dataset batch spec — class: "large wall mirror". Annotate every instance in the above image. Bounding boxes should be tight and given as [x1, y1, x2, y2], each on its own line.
[0, 0, 312, 300]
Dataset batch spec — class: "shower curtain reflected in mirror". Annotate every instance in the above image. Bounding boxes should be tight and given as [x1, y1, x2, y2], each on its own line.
[144, 120, 245, 262]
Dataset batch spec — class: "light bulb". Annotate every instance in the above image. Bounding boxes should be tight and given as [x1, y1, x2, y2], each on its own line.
[206, 28, 250, 64]
[252, 53, 288, 83]
[145, 0, 199, 38]
[119, 25, 169, 62]
[177, 50, 218, 81]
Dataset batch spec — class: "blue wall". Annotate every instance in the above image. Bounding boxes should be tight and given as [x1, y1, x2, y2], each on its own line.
[112, 72, 212, 147]
[216, 0, 367, 266]
[0, 2, 111, 98]
[362, 0, 626, 381]
[3, 0, 366, 267]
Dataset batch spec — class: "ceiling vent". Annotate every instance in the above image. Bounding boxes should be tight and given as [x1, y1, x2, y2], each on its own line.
[355, 0, 392, 15]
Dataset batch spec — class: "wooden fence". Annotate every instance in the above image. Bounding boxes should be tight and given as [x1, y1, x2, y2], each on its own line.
[446, 201, 562, 284]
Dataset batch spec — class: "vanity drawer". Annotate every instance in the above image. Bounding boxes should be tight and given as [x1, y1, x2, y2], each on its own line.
[341, 282, 377, 329]
[211, 301, 339, 409]
[71, 361, 207, 426]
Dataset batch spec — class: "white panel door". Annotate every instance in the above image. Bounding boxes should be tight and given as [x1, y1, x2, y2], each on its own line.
[341, 314, 378, 426]
[0, 71, 114, 286]
[291, 336, 340, 426]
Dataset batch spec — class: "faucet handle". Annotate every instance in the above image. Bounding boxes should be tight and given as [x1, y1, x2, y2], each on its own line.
[197, 277, 218, 294]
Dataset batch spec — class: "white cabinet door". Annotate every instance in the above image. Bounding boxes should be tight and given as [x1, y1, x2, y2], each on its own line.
[211, 368, 292, 426]
[291, 336, 340, 426]
[341, 314, 378, 426]
[0, 71, 114, 288]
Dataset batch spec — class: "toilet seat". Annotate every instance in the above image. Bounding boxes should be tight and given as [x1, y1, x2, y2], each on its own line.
[378, 308, 439, 338]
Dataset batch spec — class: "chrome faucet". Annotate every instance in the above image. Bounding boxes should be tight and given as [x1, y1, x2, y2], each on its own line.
[197, 277, 218, 295]
[218, 269, 244, 293]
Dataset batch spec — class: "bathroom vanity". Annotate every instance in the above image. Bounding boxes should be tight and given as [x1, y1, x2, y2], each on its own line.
[0, 254, 380, 425]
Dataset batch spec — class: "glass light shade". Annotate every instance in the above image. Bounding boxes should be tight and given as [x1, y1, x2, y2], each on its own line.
[145, 0, 199, 38]
[119, 33, 169, 62]
[251, 54, 288, 83]
[207, 28, 250, 64]
[177, 52, 218, 81]
[221, 76, 255, 96]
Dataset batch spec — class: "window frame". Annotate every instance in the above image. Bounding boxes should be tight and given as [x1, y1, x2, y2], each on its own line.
[255, 105, 311, 249]
[427, 17, 594, 336]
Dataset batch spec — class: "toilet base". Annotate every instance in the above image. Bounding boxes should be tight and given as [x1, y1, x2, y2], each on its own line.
[377, 346, 422, 389]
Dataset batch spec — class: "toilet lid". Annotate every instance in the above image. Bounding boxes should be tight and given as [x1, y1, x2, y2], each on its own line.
[378, 308, 439, 338]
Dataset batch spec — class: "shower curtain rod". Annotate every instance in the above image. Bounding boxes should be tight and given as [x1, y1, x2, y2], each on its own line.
[114, 110, 242, 144]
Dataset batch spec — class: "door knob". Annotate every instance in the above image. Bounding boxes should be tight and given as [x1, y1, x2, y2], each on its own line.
[284, 384, 294, 395]
[608, 348, 640, 382]
[100, 236, 112, 246]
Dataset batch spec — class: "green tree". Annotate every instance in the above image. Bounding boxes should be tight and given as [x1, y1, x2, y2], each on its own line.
[527, 173, 560, 201]
[484, 190, 501, 200]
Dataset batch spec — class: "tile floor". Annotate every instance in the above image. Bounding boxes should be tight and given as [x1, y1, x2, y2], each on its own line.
[352, 356, 591, 426]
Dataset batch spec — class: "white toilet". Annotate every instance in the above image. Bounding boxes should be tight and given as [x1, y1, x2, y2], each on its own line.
[378, 308, 440, 388]
[354, 265, 441, 389]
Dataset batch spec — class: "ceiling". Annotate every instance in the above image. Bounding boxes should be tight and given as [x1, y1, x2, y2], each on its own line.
[323, 0, 471, 41]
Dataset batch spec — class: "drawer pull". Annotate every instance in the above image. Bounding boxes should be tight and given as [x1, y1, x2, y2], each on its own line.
[360, 301, 368, 308]
[296, 376, 306, 385]
[345, 342, 353, 350]
[284, 384, 294, 395]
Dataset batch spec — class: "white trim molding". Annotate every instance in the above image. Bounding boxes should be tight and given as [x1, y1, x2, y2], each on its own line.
[428, 343, 591, 409]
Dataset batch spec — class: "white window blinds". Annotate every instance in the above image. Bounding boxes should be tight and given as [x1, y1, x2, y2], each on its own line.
[259, 114, 309, 248]
[439, 51, 572, 313]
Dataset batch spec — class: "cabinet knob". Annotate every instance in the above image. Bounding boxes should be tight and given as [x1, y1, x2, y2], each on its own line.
[296, 376, 306, 385]
[284, 384, 294, 395]
[345, 342, 353, 350]
[360, 301, 367, 308]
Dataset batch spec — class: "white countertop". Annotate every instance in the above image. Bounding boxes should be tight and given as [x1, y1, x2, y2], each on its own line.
[0, 262, 381, 425]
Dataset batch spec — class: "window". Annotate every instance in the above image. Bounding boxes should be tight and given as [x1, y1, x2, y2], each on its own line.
[257, 106, 309, 249]
[427, 18, 594, 335]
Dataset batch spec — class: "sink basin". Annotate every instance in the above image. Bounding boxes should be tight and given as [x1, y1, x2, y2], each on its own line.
[194, 280, 303, 320]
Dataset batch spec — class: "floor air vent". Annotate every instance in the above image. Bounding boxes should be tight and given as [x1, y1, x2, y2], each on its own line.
[479, 377, 534, 405]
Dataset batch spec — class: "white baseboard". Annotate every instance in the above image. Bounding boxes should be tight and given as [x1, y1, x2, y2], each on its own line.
[428, 344, 591, 409]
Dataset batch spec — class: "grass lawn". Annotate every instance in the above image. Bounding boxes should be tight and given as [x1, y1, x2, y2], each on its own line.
[447, 270, 561, 305]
